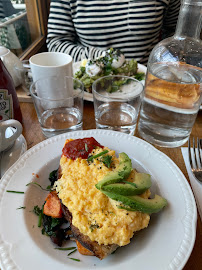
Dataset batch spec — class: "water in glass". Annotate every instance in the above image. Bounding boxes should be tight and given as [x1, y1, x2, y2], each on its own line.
[138, 62, 202, 147]
[40, 107, 82, 138]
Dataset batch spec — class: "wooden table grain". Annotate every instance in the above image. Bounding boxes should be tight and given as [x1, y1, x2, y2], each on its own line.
[14, 101, 202, 269]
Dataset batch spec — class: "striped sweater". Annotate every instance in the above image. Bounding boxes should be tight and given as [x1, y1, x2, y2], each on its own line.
[47, 0, 181, 65]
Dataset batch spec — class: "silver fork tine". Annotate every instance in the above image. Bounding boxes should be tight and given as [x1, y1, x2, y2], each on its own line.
[188, 137, 202, 183]
[193, 137, 198, 169]
[197, 137, 202, 168]
[188, 138, 193, 169]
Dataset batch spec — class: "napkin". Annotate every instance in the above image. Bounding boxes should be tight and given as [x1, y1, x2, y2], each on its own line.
[181, 147, 202, 221]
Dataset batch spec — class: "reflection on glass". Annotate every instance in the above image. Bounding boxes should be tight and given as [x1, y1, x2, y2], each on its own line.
[0, 0, 32, 56]
[0, 0, 44, 57]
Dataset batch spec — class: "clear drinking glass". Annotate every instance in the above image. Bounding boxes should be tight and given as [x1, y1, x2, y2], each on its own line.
[92, 75, 143, 135]
[138, 0, 202, 148]
[30, 76, 84, 138]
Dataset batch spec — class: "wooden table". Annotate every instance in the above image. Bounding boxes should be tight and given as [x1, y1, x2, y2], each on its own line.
[18, 101, 202, 269]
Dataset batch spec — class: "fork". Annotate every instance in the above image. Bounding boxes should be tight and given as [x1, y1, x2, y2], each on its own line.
[188, 137, 202, 183]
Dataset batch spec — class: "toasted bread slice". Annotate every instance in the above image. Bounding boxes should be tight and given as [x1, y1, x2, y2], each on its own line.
[61, 203, 118, 260]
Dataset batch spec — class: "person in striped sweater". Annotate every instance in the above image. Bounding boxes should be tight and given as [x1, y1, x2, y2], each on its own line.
[47, 0, 181, 65]
[0, 0, 18, 19]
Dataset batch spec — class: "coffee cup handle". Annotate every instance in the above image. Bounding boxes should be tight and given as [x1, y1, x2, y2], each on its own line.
[1, 120, 22, 151]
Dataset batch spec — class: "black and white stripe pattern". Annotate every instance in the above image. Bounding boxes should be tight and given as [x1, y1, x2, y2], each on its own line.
[0, 2, 5, 19]
[47, 0, 181, 65]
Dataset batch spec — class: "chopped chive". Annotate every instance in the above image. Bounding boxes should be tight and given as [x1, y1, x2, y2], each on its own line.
[55, 247, 76, 251]
[6, 190, 24, 194]
[26, 182, 51, 191]
[68, 249, 77, 256]
[68, 258, 80, 262]
[38, 205, 44, 227]
[85, 143, 88, 152]
[87, 150, 109, 161]
[16, 206, 26, 210]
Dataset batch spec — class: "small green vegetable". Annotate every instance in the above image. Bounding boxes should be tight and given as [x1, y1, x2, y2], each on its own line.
[42, 215, 64, 236]
[122, 181, 137, 187]
[49, 169, 58, 186]
[38, 205, 44, 227]
[89, 224, 100, 232]
[6, 190, 24, 194]
[68, 258, 80, 262]
[55, 247, 76, 251]
[16, 206, 26, 210]
[95, 152, 132, 190]
[68, 249, 77, 256]
[85, 143, 88, 152]
[33, 205, 41, 216]
[26, 182, 51, 191]
[102, 155, 112, 168]
[87, 150, 109, 161]
[134, 72, 145, 81]
[32, 205, 44, 227]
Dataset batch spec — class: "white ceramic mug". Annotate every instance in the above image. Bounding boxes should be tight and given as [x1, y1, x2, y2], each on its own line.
[0, 119, 22, 152]
[29, 52, 73, 99]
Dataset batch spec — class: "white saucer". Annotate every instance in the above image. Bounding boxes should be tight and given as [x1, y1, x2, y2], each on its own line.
[0, 133, 27, 178]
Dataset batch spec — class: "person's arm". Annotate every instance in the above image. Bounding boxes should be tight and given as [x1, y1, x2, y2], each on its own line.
[46, 0, 104, 62]
[162, 0, 181, 39]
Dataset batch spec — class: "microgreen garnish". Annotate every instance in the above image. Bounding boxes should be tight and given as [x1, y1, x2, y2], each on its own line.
[68, 258, 80, 262]
[33, 205, 41, 216]
[26, 182, 51, 191]
[49, 169, 58, 186]
[6, 190, 24, 194]
[68, 249, 77, 256]
[102, 155, 112, 168]
[16, 206, 26, 210]
[32, 205, 44, 227]
[89, 224, 100, 232]
[85, 143, 88, 152]
[55, 247, 76, 251]
[38, 205, 44, 227]
[87, 150, 109, 161]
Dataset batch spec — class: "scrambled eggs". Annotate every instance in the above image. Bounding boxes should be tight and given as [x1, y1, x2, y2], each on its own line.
[55, 145, 150, 246]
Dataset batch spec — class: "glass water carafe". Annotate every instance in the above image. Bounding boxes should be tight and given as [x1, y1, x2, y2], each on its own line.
[138, 0, 202, 148]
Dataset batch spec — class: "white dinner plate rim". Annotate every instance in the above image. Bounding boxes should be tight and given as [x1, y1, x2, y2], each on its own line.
[73, 62, 147, 102]
[0, 130, 197, 270]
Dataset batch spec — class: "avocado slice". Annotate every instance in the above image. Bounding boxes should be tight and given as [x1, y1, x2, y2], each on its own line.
[102, 190, 167, 214]
[95, 152, 132, 190]
[102, 173, 152, 195]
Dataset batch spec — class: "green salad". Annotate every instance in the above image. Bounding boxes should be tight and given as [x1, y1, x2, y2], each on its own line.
[74, 48, 145, 93]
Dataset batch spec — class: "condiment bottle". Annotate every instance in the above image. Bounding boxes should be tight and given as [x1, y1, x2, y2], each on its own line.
[138, 0, 202, 148]
[0, 58, 22, 123]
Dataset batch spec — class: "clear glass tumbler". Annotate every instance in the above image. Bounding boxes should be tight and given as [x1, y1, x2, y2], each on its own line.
[30, 76, 84, 138]
[92, 75, 143, 135]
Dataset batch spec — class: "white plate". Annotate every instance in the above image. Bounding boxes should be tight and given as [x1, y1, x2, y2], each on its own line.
[73, 62, 147, 102]
[0, 130, 196, 270]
